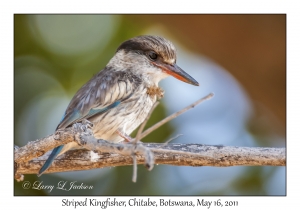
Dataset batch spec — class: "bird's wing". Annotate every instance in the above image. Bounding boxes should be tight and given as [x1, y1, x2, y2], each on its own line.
[57, 69, 141, 130]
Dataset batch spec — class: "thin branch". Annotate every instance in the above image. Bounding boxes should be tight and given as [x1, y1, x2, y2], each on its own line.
[139, 93, 214, 140]
[132, 155, 137, 183]
[135, 101, 160, 142]
[132, 101, 159, 181]
[163, 134, 183, 145]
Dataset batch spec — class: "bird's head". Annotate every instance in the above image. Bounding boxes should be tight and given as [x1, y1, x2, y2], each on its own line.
[107, 35, 199, 86]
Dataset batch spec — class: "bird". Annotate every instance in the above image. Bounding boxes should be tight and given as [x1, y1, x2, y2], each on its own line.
[38, 35, 199, 176]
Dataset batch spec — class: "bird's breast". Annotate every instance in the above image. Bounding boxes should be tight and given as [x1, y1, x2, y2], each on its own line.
[90, 85, 159, 142]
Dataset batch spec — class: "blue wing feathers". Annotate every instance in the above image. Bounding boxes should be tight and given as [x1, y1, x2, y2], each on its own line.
[38, 145, 63, 176]
[56, 110, 80, 130]
[57, 101, 121, 130]
[88, 100, 121, 116]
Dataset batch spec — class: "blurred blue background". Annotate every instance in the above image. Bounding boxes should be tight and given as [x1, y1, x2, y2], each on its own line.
[14, 14, 286, 195]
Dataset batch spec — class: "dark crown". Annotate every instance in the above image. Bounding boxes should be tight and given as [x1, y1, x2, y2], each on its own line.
[117, 35, 177, 64]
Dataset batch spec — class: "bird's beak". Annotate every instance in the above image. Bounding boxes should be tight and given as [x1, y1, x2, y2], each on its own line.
[154, 62, 199, 86]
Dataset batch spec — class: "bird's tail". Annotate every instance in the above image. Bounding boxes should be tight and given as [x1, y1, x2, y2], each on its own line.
[38, 145, 63, 176]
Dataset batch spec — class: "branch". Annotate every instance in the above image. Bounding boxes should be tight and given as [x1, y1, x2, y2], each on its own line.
[15, 138, 286, 176]
[14, 127, 286, 178]
[14, 128, 77, 164]
[139, 93, 214, 140]
[135, 101, 160, 142]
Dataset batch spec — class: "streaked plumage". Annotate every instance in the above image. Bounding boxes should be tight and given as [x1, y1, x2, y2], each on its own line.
[38, 35, 199, 176]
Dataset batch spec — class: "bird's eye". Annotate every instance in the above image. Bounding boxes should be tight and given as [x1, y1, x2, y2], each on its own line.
[148, 51, 158, 60]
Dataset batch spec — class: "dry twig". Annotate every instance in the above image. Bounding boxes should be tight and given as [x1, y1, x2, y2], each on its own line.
[139, 93, 214, 140]
[135, 101, 160, 142]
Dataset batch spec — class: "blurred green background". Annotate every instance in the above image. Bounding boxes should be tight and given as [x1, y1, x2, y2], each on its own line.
[14, 14, 286, 195]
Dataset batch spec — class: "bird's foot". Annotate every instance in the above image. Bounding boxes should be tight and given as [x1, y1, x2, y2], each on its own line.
[82, 119, 93, 129]
[117, 130, 136, 143]
[72, 120, 94, 136]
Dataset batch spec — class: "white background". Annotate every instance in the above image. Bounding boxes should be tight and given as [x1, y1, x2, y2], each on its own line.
[3, 0, 296, 209]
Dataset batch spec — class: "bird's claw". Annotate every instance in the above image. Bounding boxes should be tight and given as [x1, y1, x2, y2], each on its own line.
[82, 119, 93, 129]
[72, 120, 94, 136]
[117, 130, 136, 143]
